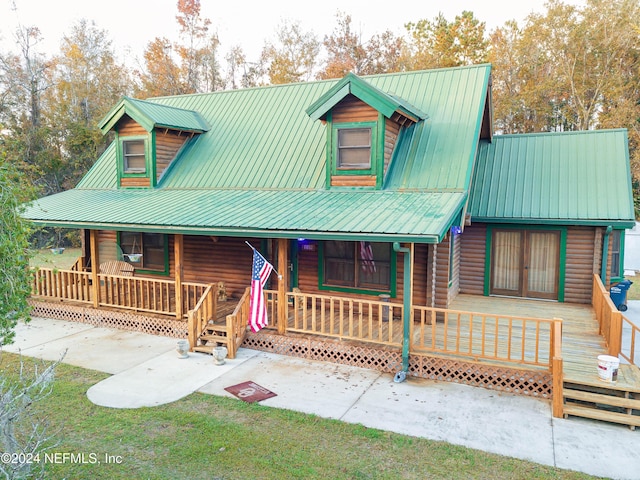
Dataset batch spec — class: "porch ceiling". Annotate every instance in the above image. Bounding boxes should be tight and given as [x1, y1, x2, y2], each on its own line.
[23, 188, 466, 243]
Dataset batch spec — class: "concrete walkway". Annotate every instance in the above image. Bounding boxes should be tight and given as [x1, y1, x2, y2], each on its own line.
[3, 315, 640, 480]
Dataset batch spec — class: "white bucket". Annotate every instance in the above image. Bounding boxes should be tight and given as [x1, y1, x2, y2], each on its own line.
[597, 354, 620, 382]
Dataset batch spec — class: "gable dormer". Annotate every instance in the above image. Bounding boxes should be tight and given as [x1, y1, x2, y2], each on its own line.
[98, 97, 210, 188]
[306, 73, 427, 189]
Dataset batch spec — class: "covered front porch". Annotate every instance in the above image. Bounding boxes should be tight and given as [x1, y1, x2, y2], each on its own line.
[29, 231, 640, 427]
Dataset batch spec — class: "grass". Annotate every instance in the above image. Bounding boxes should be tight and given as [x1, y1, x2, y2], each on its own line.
[0, 354, 601, 480]
[624, 275, 640, 301]
[29, 247, 82, 270]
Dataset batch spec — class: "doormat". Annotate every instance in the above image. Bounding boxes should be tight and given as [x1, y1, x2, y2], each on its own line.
[224, 381, 277, 403]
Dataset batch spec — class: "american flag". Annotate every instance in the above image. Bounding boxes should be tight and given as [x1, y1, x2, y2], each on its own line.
[248, 248, 274, 332]
[360, 241, 376, 273]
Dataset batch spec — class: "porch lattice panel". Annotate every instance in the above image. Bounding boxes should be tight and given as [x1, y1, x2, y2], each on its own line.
[409, 355, 552, 397]
[29, 300, 188, 338]
[243, 331, 552, 398]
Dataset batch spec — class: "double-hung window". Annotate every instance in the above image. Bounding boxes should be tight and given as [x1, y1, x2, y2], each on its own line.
[122, 138, 147, 174]
[611, 229, 624, 281]
[332, 122, 377, 175]
[337, 127, 372, 169]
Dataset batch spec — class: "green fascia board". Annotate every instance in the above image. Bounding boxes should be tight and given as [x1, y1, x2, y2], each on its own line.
[471, 217, 636, 229]
[306, 72, 427, 122]
[98, 96, 210, 134]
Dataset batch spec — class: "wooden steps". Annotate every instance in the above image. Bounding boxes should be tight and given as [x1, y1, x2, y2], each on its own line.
[563, 364, 640, 430]
[192, 321, 231, 354]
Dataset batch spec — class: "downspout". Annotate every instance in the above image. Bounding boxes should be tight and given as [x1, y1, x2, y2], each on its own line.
[393, 242, 411, 383]
[601, 226, 613, 284]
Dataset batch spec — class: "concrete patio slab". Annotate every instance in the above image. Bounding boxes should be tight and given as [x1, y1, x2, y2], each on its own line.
[88, 348, 260, 408]
[4, 319, 177, 374]
[341, 375, 556, 466]
[5, 316, 640, 479]
[198, 351, 382, 419]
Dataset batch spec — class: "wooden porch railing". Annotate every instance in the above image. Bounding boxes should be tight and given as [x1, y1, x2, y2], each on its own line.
[32, 267, 93, 304]
[32, 267, 209, 318]
[187, 284, 216, 351]
[285, 291, 403, 347]
[410, 306, 560, 369]
[70, 256, 85, 271]
[225, 287, 252, 358]
[592, 274, 623, 356]
[551, 319, 564, 417]
[621, 316, 639, 366]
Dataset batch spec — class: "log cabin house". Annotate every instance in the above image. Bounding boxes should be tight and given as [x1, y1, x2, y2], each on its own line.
[24, 64, 640, 427]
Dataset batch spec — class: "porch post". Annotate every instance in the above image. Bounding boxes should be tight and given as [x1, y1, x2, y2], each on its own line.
[175, 234, 184, 319]
[89, 229, 100, 308]
[277, 238, 288, 334]
[393, 242, 412, 378]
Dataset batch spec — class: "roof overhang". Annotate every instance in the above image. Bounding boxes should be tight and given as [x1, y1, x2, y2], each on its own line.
[98, 96, 210, 134]
[22, 188, 468, 244]
[306, 72, 428, 123]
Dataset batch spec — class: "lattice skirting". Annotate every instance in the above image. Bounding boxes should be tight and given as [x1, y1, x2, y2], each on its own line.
[243, 331, 552, 398]
[28, 300, 188, 338]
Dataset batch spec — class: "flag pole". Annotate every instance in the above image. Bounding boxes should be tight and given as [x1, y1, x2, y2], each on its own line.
[245, 241, 283, 279]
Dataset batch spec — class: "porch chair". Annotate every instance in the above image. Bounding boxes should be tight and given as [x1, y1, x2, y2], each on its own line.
[99, 260, 135, 276]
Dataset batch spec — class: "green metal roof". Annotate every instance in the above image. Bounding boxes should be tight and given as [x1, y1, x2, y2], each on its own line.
[27, 64, 579, 241]
[98, 96, 210, 134]
[305, 72, 428, 122]
[469, 130, 635, 227]
[24, 189, 466, 243]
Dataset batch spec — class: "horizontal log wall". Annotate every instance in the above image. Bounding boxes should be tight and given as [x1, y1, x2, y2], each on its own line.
[413, 244, 429, 307]
[449, 230, 461, 304]
[330, 95, 404, 184]
[434, 235, 450, 309]
[330, 175, 376, 187]
[156, 130, 188, 181]
[384, 118, 400, 173]
[565, 226, 598, 303]
[120, 177, 151, 187]
[92, 231, 455, 308]
[182, 236, 258, 298]
[296, 242, 407, 303]
[116, 117, 147, 136]
[458, 224, 601, 304]
[458, 224, 487, 296]
[331, 95, 378, 123]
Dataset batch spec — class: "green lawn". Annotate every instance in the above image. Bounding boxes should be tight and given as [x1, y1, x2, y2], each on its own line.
[624, 276, 640, 301]
[0, 354, 600, 480]
[29, 247, 82, 270]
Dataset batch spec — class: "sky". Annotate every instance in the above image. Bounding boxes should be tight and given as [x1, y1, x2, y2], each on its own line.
[0, 0, 586, 67]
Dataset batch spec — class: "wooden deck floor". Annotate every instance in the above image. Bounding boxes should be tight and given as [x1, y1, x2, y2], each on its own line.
[216, 292, 639, 391]
[449, 295, 640, 390]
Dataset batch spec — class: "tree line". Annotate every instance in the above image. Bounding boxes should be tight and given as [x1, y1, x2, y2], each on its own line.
[1, 0, 639, 234]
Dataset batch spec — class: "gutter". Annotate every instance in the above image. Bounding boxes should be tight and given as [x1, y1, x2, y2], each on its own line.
[601, 226, 613, 284]
[392, 242, 411, 383]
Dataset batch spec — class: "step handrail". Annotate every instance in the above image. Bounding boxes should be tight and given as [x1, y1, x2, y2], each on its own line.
[187, 284, 217, 351]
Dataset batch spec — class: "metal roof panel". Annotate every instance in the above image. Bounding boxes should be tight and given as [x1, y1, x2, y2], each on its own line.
[469, 130, 635, 226]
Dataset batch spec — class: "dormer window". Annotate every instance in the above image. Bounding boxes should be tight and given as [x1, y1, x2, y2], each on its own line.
[123, 139, 147, 173]
[337, 127, 372, 169]
[331, 121, 378, 182]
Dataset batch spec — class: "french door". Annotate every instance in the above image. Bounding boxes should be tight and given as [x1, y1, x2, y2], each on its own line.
[490, 229, 560, 300]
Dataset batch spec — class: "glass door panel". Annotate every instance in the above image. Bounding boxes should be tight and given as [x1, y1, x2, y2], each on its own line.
[491, 230, 522, 295]
[526, 231, 559, 299]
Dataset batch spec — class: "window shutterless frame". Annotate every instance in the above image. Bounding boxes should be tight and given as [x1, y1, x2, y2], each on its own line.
[330, 121, 378, 176]
[117, 134, 151, 180]
[318, 240, 397, 296]
[117, 231, 169, 275]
